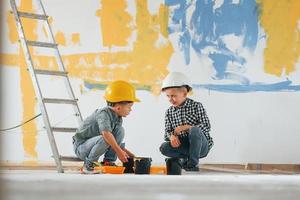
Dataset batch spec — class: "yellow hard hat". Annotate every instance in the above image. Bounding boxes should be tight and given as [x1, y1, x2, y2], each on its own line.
[104, 80, 140, 103]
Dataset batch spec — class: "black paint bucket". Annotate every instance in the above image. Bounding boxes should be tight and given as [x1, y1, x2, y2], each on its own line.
[134, 157, 152, 174]
[166, 158, 182, 175]
[123, 157, 134, 173]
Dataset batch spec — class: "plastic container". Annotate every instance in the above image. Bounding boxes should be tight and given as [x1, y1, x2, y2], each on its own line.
[134, 157, 152, 174]
[166, 158, 182, 175]
[123, 157, 135, 173]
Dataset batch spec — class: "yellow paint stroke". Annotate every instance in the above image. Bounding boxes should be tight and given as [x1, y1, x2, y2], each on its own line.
[2, 0, 173, 95]
[20, 0, 38, 161]
[7, 12, 19, 43]
[259, 0, 300, 76]
[1, 0, 172, 163]
[93, 0, 173, 94]
[5, 0, 38, 161]
[71, 33, 80, 45]
[48, 16, 53, 24]
[42, 17, 53, 38]
[96, 0, 132, 47]
[159, 4, 169, 38]
[20, 49, 38, 160]
[55, 31, 66, 46]
[0, 54, 20, 67]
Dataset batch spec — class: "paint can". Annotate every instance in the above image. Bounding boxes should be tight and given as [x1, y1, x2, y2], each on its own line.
[134, 157, 152, 174]
[123, 157, 135, 173]
[166, 158, 182, 175]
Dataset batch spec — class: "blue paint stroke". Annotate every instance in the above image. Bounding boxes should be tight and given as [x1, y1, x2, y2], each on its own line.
[166, 0, 192, 64]
[193, 80, 300, 93]
[166, 0, 259, 82]
[165, 0, 191, 33]
[222, 73, 250, 85]
[179, 30, 191, 64]
[83, 80, 300, 93]
[165, 0, 300, 93]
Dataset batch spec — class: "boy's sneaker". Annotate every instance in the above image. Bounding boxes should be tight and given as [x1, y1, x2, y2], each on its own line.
[184, 165, 200, 172]
[81, 160, 101, 174]
[100, 160, 117, 166]
[182, 160, 200, 172]
[179, 158, 188, 168]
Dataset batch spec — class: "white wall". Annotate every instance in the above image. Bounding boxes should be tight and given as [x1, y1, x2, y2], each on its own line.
[1, 0, 300, 165]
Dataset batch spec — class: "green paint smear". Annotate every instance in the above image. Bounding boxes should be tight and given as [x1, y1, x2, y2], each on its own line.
[84, 80, 151, 91]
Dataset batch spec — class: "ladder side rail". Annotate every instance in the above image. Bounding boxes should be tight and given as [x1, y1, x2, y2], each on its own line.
[10, 0, 64, 173]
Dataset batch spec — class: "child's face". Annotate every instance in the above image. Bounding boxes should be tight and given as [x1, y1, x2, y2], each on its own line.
[115, 103, 134, 117]
[164, 88, 187, 107]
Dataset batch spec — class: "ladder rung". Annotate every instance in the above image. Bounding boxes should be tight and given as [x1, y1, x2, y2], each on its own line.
[27, 40, 57, 48]
[35, 69, 68, 76]
[43, 98, 78, 105]
[52, 127, 77, 132]
[59, 156, 82, 162]
[18, 11, 48, 20]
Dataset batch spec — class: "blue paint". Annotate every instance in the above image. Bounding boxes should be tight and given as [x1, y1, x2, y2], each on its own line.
[213, 0, 258, 50]
[192, 80, 300, 93]
[190, 0, 216, 47]
[189, 0, 259, 51]
[179, 30, 191, 64]
[83, 80, 300, 93]
[209, 52, 246, 79]
[165, 0, 191, 33]
[209, 53, 229, 79]
[166, 0, 192, 64]
[165, 0, 260, 84]
[223, 73, 250, 85]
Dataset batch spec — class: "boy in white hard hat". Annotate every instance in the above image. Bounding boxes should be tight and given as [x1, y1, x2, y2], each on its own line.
[73, 80, 139, 174]
[159, 72, 213, 171]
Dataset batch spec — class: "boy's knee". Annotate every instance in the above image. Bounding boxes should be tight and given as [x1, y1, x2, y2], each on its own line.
[189, 127, 202, 139]
[160, 142, 170, 155]
[95, 139, 110, 149]
[120, 142, 125, 149]
[114, 126, 125, 142]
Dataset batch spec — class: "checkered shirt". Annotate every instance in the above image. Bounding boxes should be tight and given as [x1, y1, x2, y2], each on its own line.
[164, 98, 213, 150]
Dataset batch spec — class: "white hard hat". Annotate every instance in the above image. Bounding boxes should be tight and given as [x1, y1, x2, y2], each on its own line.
[161, 72, 192, 91]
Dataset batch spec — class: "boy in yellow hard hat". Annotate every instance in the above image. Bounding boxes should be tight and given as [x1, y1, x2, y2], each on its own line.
[159, 72, 213, 172]
[72, 80, 140, 174]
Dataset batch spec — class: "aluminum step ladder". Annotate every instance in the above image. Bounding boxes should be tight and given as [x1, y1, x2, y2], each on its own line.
[10, 0, 83, 173]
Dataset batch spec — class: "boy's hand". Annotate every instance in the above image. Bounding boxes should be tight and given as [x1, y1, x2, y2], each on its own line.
[117, 150, 129, 163]
[170, 135, 181, 148]
[174, 126, 184, 135]
[174, 125, 192, 135]
[123, 148, 135, 158]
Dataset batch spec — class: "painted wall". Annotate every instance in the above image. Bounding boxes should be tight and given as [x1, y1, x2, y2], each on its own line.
[1, 0, 300, 165]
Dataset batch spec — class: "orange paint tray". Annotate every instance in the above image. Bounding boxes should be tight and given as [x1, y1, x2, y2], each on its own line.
[150, 166, 167, 174]
[95, 166, 125, 174]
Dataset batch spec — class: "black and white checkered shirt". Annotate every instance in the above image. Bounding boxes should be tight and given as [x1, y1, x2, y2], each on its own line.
[164, 98, 213, 150]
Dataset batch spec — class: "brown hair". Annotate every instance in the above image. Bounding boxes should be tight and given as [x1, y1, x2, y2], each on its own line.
[107, 101, 133, 107]
[162, 85, 192, 92]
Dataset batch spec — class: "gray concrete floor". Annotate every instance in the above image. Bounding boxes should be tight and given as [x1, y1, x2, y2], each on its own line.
[1, 170, 300, 200]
